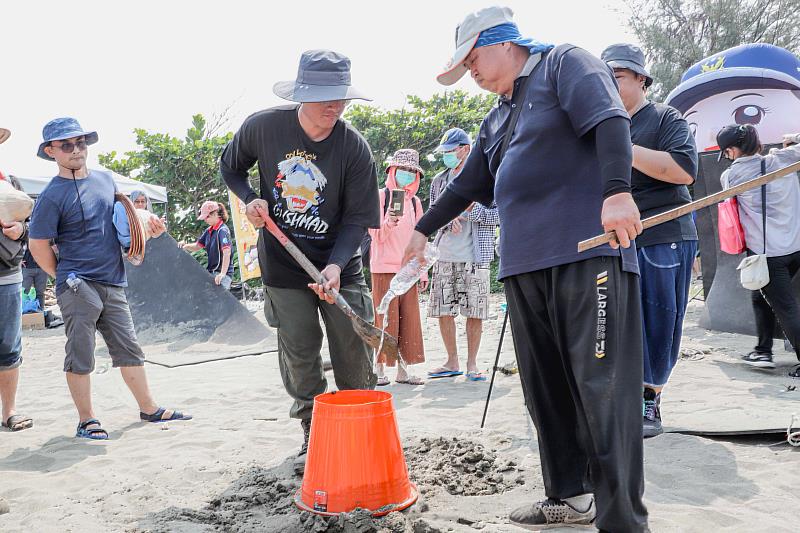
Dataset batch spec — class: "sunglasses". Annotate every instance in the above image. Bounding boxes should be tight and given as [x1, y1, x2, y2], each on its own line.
[51, 140, 88, 153]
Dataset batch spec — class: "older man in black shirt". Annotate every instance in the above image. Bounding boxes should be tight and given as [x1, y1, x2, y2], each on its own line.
[603, 44, 698, 439]
[406, 7, 648, 532]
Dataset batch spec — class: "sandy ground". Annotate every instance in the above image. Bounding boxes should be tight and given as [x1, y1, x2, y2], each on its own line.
[1, 290, 798, 532]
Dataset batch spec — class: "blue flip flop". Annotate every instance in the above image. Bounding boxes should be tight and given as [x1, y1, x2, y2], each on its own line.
[427, 369, 464, 378]
[466, 371, 487, 382]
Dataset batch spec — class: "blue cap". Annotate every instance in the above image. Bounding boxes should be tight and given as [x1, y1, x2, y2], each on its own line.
[665, 44, 800, 113]
[435, 128, 472, 153]
[37, 117, 98, 160]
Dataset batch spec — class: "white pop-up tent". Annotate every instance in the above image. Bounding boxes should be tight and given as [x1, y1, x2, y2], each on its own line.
[14, 167, 167, 203]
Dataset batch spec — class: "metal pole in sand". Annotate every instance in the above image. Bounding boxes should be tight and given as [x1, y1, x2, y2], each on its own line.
[481, 307, 509, 429]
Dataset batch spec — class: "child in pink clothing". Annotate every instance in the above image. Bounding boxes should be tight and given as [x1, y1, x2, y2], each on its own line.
[369, 149, 427, 386]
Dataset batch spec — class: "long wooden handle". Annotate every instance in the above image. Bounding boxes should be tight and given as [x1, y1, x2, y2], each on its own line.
[578, 160, 800, 252]
[253, 205, 355, 315]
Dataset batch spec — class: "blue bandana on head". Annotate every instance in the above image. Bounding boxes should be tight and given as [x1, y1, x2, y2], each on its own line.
[474, 23, 554, 55]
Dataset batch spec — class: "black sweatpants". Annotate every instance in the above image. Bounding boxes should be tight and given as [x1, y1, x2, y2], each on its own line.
[505, 255, 648, 533]
[758, 250, 800, 362]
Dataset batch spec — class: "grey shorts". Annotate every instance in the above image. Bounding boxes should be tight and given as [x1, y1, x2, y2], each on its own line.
[56, 280, 145, 375]
[427, 261, 490, 320]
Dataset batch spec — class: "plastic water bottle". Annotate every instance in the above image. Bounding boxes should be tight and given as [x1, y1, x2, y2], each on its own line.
[377, 243, 439, 314]
[66, 273, 82, 293]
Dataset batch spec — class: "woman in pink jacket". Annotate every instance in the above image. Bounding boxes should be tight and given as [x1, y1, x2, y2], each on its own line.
[370, 149, 427, 386]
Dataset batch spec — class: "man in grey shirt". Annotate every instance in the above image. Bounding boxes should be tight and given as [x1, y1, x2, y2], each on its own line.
[427, 128, 498, 382]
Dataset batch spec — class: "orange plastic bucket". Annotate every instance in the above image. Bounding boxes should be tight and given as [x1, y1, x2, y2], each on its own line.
[294, 390, 418, 516]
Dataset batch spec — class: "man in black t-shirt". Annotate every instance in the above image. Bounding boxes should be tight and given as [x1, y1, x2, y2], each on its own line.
[603, 44, 698, 439]
[220, 50, 380, 475]
[406, 7, 648, 532]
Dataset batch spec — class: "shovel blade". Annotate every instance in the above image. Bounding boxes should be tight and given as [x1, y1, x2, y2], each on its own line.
[351, 314, 400, 359]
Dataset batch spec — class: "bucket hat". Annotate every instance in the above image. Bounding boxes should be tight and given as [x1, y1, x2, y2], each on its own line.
[273, 50, 371, 103]
[601, 43, 653, 87]
[37, 117, 98, 160]
[385, 149, 423, 175]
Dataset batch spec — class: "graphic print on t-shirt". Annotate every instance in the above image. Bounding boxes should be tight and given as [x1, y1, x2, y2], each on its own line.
[272, 151, 329, 236]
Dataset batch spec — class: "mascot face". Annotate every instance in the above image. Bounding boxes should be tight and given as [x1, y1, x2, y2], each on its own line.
[684, 88, 800, 151]
[666, 44, 800, 152]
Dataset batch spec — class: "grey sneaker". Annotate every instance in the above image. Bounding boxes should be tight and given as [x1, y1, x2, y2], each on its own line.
[643, 388, 663, 439]
[293, 418, 311, 476]
[742, 351, 776, 369]
[509, 497, 596, 530]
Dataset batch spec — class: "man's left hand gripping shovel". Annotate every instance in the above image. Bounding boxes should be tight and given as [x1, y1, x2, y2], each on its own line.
[253, 204, 399, 361]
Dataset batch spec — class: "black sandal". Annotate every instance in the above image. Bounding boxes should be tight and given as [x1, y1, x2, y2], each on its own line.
[140, 407, 193, 423]
[2, 415, 33, 432]
[76, 418, 108, 440]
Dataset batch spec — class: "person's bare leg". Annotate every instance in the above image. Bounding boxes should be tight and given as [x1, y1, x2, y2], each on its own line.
[66, 372, 96, 424]
[120, 366, 160, 416]
[465, 318, 483, 373]
[0, 367, 20, 422]
[436, 316, 460, 371]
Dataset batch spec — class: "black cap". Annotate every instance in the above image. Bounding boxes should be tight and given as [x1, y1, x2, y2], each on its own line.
[716, 125, 746, 161]
[601, 43, 653, 88]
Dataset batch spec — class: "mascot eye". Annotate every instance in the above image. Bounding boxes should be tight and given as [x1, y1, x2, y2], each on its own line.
[733, 104, 768, 125]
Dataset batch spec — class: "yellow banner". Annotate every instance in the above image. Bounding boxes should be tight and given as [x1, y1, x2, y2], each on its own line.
[227, 191, 261, 281]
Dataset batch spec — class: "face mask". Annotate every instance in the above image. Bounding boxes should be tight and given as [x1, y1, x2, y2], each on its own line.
[442, 151, 461, 169]
[395, 169, 416, 187]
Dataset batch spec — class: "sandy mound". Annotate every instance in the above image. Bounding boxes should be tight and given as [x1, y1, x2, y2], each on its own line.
[139, 437, 517, 532]
[405, 437, 524, 496]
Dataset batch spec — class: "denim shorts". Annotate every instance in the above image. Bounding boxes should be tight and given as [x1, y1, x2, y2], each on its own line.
[0, 282, 23, 370]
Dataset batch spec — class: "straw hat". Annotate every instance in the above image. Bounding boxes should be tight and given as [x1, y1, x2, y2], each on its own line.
[0, 128, 10, 145]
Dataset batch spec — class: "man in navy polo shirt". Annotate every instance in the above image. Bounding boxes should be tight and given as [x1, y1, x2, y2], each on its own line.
[405, 7, 648, 532]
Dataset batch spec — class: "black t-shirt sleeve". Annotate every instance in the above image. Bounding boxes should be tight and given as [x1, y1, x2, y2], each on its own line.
[554, 47, 629, 137]
[221, 115, 260, 205]
[657, 108, 698, 182]
[327, 131, 380, 267]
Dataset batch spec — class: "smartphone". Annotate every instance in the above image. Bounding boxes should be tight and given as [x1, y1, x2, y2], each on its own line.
[389, 189, 405, 216]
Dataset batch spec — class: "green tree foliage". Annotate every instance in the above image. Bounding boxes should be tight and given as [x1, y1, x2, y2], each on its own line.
[98, 114, 235, 243]
[345, 90, 496, 206]
[624, 0, 800, 101]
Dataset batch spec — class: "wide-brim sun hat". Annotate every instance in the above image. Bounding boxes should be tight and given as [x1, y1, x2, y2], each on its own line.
[37, 117, 98, 161]
[273, 49, 372, 103]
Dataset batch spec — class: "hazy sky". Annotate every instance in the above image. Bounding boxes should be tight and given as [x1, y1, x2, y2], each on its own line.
[1, 0, 636, 177]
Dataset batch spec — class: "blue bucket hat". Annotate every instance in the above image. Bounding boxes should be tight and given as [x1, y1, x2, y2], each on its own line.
[37, 117, 98, 161]
[435, 128, 472, 152]
[273, 50, 371, 103]
[665, 43, 800, 113]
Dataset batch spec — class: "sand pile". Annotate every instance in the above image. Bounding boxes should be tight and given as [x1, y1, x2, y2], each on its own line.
[140, 437, 518, 532]
[405, 437, 524, 496]
[139, 462, 443, 533]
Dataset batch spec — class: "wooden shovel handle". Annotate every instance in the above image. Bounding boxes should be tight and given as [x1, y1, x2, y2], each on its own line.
[578, 160, 800, 252]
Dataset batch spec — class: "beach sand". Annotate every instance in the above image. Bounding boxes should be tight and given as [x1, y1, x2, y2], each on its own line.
[1, 294, 798, 532]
